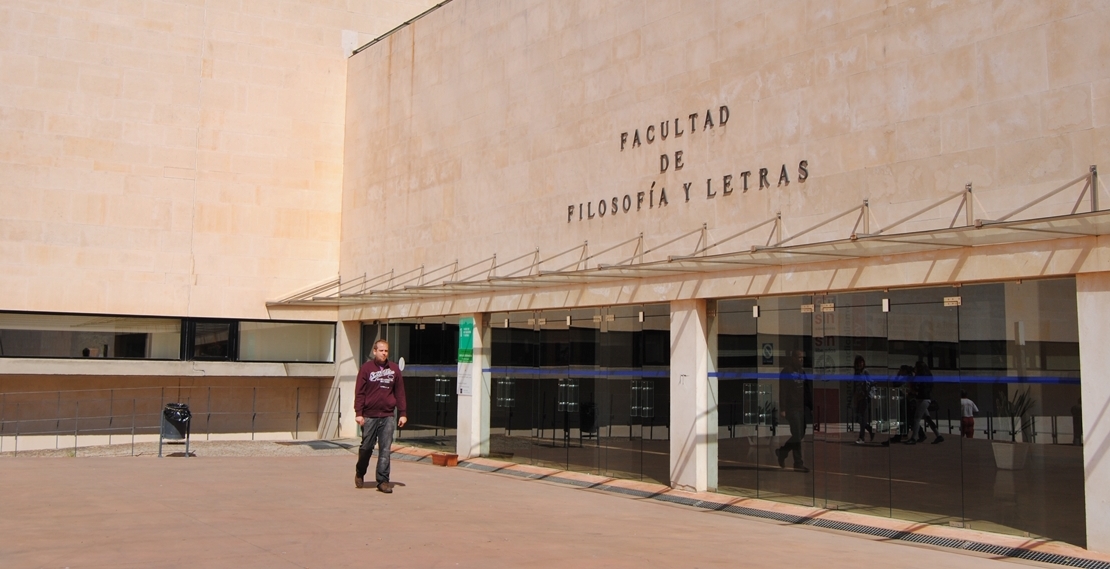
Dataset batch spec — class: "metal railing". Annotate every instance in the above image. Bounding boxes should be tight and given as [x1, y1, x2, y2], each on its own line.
[0, 386, 340, 455]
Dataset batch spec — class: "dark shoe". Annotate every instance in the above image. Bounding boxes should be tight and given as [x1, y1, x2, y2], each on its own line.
[932, 436, 944, 444]
[775, 448, 787, 468]
[880, 440, 890, 447]
[377, 482, 393, 494]
[355, 476, 364, 489]
[917, 434, 927, 443]
[869, 431, 875, 442]
[904, 439, 916, 445]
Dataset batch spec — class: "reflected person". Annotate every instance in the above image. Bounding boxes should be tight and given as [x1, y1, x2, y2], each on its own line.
[907, 360, 943, 444]
[960, 390, 979, 438]
[852, 355, 875, 444]
[775, 349, 812, 472]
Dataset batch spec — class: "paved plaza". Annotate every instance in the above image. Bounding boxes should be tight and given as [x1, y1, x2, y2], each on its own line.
[1, 441, 1106, 569]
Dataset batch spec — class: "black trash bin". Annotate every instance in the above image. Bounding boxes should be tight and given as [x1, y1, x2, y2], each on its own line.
[159, 403, 192, 457]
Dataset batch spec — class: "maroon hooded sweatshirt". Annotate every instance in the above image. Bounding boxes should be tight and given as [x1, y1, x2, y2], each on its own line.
[354, 359, 407, 419]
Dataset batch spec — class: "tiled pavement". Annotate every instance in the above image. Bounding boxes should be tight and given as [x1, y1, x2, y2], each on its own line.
[1, 440, 1107, 569]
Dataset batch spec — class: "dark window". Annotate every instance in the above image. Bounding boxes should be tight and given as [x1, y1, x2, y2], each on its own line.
[187, 321, 236, 361]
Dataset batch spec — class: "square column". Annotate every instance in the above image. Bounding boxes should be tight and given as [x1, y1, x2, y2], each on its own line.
[456, 313, 491, 460]
[1077, 272, 1110, 552]
[669, 299, 711, 492]
[320, 319, 362, 440]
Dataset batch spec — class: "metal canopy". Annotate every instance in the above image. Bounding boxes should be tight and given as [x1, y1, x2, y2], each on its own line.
[269, 167, 1106, 307]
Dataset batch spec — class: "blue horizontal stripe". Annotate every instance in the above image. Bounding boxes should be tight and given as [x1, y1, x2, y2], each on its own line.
[709, 371, 1079, 384]
[410, 365, 1078, 384]
[484, 367, 669, 378]
[402, 364, 459, 374]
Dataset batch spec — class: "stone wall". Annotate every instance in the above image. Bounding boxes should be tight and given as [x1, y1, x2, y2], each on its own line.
[341, 0, 1110, 319]
[0, 0, 439, 318]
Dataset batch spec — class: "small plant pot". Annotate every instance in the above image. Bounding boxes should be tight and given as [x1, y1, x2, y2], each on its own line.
[432, 452, 458, 467]
[991, 441, 1029, 470]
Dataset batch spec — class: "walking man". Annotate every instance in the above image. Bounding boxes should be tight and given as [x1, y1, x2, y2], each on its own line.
[355, 339, 407, 493]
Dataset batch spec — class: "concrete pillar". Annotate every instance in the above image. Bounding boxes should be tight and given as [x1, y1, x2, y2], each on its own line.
[669, 299, 710, 492]
[456, 313, 491, 459]
[1077, 272, 1110, 552]
[320, 319, 362, 440]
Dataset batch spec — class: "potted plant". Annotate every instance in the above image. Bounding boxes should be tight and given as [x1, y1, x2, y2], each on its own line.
[992, 387, 1036, 470]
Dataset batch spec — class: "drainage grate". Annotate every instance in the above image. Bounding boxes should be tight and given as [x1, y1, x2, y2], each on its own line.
[391, 452, 432, 463]
[644, 493, 1110, 569]
[594, 485, 654, 499]
[580, 484, 1108, 569]
[457, 461, 500, 472]
[275, 440, 352, 451]
[443, 459, 1110, 569]
[651, 493, 701, 507]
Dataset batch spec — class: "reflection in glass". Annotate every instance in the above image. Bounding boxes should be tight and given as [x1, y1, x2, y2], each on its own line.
[238, 321, 335, 362]
[0, 313, 181, 359]
[191, 322, 232, 360]
[488, 304, 670, 484]
[712, 279, 1085, 546]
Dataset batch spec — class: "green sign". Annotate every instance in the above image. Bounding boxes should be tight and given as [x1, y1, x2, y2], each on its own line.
[458, 317, 474, 363]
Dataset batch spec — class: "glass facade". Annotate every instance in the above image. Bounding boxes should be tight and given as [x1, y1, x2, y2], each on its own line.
[0, 312, 336, 363]
[239, 321, 335, 363]
[713, 278, 1085, 546]
[0, 313, 181, 359]
[488, 304, 670, 483]
[364, 318, 460, 451]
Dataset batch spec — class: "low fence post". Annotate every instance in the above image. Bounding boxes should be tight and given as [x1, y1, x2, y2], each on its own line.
[55, 391, 61, 450]
[73, 400, 79, 457]
[108, 389, 114, 446]
[131, 399, 136, 457]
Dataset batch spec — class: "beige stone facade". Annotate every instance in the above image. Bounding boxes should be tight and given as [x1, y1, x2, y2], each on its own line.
[0, 0, 437, 319]
[336, 0, 1110, 551]
[5, 0, 1110, 552]
[0, 1, 438, 448]
[340, 0, 1110, 320]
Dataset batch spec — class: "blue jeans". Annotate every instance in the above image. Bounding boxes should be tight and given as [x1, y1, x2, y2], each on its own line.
[356, 416, 396, 484]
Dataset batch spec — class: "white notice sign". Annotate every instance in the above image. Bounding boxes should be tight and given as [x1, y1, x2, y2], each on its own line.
[457, 362, 473, 396]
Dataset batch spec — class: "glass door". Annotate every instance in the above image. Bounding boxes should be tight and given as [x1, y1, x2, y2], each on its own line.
[958, 280, 1085, 545]
[811, 291, 891, 515]
[488, 311, 538, 463]
[639, 303, 671, 484]
[885, 286, 962, 525]
[598, 305, 642, 480]
[756, 295, 815, 506]
[713, 298, 760, 497]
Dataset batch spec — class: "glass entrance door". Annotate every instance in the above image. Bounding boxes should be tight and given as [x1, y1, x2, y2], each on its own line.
[488, 304, 669, 482]
[713, 298, 760, 496]
[810, 291, 891, 516]
[596, 304, 670, 483]
[885, 286, 962, 525]
[711, 280, 1085, 546]
[489, 311, 537, 463]
[756, 295, 815, 506]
